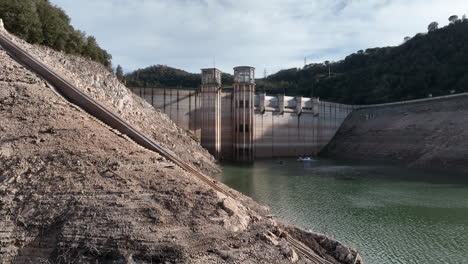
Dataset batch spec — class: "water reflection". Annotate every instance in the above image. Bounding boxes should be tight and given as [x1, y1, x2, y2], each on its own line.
[216, 158, 468, 264]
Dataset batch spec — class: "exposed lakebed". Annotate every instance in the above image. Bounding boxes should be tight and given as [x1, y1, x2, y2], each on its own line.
[216, 158, 468, 264]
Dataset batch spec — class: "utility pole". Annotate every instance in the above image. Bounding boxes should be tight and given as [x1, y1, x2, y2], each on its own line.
[263, 68, 268, 79]
[304, 57, 307, 68]
[325, 61, 331, 78]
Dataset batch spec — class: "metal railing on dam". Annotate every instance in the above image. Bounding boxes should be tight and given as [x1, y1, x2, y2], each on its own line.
[0, 31, 232, 198]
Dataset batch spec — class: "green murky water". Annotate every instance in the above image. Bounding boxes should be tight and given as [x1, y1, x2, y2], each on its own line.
[215, 159, 468, 264]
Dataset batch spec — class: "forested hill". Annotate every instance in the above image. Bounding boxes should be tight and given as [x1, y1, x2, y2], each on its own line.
[125, 65, 234, 88]
[125, 65, 200, 88]
[0, 0, 112, 68]
[259, 17, 468, 104]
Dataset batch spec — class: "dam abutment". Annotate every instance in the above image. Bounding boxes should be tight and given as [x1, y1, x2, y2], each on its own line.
[321, 93, 468, 171]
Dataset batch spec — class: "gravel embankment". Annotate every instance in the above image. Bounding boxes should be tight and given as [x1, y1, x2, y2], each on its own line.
[2, 31, 219, 175]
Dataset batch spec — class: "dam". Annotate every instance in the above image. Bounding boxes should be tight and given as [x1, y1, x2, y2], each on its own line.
[130, 67, 355, 161]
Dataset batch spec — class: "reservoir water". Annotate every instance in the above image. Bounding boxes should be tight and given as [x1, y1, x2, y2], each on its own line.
[215, 159, 468, 264]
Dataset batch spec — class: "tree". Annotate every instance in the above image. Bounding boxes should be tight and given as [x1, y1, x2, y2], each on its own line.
[0, 0, 112, 67]
[428, 22, 438, 32]
[449, 15, 459, 24]
[403, 36, 411, 43]
[65, 29, 86, 54]
[36, 1, 71, 51]
[324, 61, 332, 77]
[83, 36, 99, 61]
[463, 14, 467, 21]
[116, 65, 124, 82]
[0, 0, 43, 43]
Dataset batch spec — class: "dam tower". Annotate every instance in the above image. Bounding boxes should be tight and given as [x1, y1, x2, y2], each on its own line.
[200, 68, 222, 158]
[233, 66, 255, 162]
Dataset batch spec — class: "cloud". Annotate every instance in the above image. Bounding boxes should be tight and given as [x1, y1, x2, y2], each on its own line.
[50, 0, 468, 75]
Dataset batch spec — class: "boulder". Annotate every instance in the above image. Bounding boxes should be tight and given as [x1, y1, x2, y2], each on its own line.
[277, 239, 299, 263]
[336, 244, 353, 262]
[219, 197, 250, 232]
[260, 231, 279, 246]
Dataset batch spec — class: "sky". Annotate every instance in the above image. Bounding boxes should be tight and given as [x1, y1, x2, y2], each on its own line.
[50, 0, 468, 75]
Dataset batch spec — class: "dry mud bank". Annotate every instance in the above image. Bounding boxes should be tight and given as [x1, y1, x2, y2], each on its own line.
[0, 30, 361, 263]
[321, 97, 468, 172]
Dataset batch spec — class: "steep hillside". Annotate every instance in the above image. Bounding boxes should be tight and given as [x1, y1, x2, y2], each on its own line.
[321, 96, 468, 172]
[259, 19, 468, 104]
[0, 29, 362, 263]
[2, 30, 219, 175]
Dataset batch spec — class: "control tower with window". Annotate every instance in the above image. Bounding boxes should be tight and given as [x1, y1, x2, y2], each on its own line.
[233, 66, 255, 162]
[200, 68, 222, 158]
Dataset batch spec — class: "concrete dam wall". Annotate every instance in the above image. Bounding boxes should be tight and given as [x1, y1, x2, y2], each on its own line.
[130, 83, 354, 161]
[321, 93, 468, 172]
[130, 87, 202, 136]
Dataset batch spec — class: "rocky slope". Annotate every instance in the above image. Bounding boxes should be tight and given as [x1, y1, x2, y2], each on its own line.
[321, 97, 468, 172]
[0, 29, 362, 264]
[1, 30, 218, 175]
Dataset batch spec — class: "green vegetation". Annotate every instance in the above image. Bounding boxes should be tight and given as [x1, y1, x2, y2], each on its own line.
[0, 0, 112, 68]
[125, 65, 234, 88]
[125, 65, 200, 88]
[116, 65, 124, 82]
[259, 17, 468, 104]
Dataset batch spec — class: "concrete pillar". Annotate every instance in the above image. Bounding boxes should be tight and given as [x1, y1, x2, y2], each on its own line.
[295, 96, 303, 116]
[278, 95, 285, 115]
[200, 68, 222, 158]
[313, 97, 320, 116]
[259, 93, 266, 114]
[233, 66, 255, 162]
